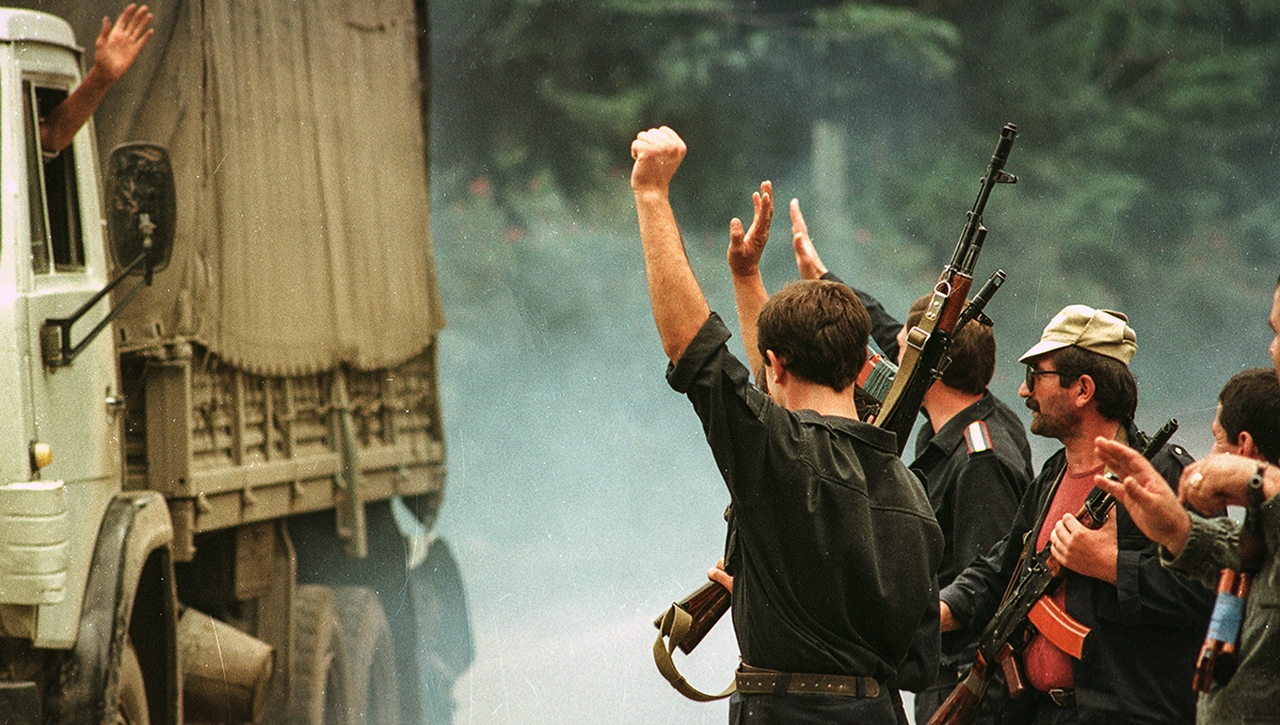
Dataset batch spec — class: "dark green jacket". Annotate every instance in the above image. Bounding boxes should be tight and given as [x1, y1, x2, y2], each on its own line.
[1165, 497, 1280, 724]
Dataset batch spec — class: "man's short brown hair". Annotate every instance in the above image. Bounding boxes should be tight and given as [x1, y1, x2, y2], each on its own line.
[1218, 368, 1280, 464]
[757, 280, 870, 391]
[905, 294, 996, 395]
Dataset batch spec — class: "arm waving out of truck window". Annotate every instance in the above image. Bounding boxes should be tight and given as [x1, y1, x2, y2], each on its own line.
[39, 3, 155, 157]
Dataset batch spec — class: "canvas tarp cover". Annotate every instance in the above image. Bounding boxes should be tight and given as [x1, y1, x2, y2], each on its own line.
[31, 0, 442, 376]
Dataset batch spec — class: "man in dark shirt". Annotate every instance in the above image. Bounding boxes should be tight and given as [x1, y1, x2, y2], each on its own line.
[631, 126, 943, 724]
[788, 199, 1033, 723]
[940, 305, 1213, 724]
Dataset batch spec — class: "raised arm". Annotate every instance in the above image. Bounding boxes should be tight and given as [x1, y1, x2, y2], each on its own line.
[727, 181, 773, 377]
[40, 4, 155, 155]
[631, 126, 709, 363]
[791, 197, 903, 358]
[790, 198, 828, 280]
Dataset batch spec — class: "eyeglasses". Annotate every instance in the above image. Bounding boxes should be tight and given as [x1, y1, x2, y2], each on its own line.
[1025, 366, 1063, 392]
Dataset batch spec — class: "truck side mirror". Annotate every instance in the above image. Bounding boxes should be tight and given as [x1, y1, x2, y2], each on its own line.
[41, 144, 178, 367]
[107, 142, 175, 274]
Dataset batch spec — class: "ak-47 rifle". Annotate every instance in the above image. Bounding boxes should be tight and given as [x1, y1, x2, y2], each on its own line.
[1191, 466, 1267, 691]
[652, 123, 1020, 698]
[857, 269, 1006, 406]
[653, 579, 729, 655]
[927, 418, 1179, 725]
[870, 123, 1018, 452]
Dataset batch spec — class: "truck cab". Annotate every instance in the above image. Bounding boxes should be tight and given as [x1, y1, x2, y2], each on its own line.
[0, 4, 122, 653]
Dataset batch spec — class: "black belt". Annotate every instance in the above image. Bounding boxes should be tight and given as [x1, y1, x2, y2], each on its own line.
[735, 664, 881, 698]
[1034, 688, 1076, 707]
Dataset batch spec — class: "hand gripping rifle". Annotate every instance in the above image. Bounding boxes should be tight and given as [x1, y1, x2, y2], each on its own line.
[1191, 466, 1268, 691]
[869, 123, 1019, 452]
[927, 419, 1179, 725]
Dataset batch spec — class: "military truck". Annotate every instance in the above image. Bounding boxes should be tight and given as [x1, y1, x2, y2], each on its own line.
[0, 2, 468, 724]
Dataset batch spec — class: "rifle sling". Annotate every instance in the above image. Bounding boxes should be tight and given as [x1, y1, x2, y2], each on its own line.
[876, 289, 947, 426]
[653, 603, 736, 701]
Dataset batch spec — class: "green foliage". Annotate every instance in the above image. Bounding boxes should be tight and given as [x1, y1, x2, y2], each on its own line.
[944, 0, 1280, 310]
[812, 4, 959, 80]
[431, 0, 1280, 423]
[433, 0, 963, 232]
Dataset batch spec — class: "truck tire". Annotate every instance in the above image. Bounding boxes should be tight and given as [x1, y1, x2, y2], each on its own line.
[117, 641, 150, 725]
[291, 585, 351, 725]
[335, 587, 400, 725]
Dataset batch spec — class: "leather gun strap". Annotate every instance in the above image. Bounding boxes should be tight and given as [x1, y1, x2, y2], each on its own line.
[996, 464, 1066, 611]
[653, 604, 736, 702]
[1005, 424, 1128, 606]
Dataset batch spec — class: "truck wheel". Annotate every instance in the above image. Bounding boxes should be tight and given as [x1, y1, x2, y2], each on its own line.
[291, 585, 351, 725]
[335, 587, 400, 725]
[117, 641, 150, 725]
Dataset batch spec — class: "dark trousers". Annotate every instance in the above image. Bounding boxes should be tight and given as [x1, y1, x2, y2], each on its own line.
[730, 690, 899, 724]
[1030, 702, 1078, 725]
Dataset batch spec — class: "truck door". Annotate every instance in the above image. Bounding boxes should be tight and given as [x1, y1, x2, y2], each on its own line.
[21, 75, 120, 487]
[18, 65, 122, 646]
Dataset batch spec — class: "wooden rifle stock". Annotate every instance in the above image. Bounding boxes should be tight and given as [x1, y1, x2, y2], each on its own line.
[928, 419, 1178, 725]
[653, 580, 730, 654]
[928, 664, 990, 725]
[928, 644, 1026, 725]
[872, 124, 1018, 453]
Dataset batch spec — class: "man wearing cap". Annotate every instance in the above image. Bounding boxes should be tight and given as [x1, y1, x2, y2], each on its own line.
[939, 305, 1213, 724]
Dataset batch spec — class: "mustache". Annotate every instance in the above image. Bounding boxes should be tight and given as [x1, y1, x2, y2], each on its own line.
[1025, 399, 1040, 413]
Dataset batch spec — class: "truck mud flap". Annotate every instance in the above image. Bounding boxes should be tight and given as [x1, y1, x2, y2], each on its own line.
[0, 681, 39, 725]
[44, 493, 177, 725]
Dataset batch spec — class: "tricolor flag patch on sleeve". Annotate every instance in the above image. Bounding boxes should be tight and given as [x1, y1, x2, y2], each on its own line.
[964, 420, 993, 455]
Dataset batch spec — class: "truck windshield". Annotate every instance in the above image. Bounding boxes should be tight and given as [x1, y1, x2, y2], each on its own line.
[23, 81, 84, 275]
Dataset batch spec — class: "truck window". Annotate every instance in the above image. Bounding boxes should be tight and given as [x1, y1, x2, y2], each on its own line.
[23, 81, 84, 274]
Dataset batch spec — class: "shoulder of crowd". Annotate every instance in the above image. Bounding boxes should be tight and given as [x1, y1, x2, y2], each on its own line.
[1146, 441, 1194, 489]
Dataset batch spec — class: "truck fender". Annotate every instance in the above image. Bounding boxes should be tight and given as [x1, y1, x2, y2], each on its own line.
[45, 491, 178, 725]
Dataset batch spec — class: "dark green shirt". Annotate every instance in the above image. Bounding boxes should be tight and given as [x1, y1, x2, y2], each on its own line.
[1164, 497, 1280, 724]
[667, 313, 943, 682]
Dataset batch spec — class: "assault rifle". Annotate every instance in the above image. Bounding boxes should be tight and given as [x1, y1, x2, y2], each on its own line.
[1191, 467, 1267, 691]
[870, 124, 1019, 453]
[653, 579, 729, 655]
[858, 270, 1006, 407]
[927, 418, 1179, 725]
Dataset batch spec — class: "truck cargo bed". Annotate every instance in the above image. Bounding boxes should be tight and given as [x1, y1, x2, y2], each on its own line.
[123, 341, 445, 559]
